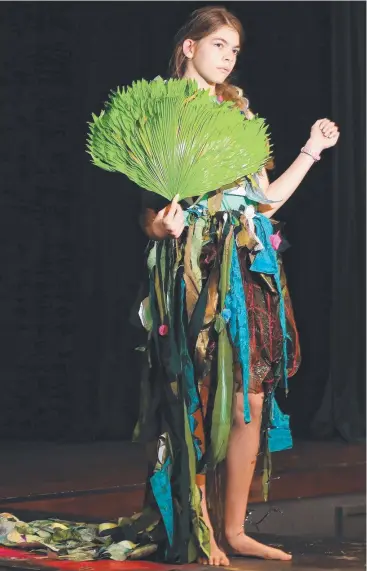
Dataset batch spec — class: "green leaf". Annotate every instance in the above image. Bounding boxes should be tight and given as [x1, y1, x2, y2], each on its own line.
[104, 540, 137, 561]
[129, 543, 158, 559]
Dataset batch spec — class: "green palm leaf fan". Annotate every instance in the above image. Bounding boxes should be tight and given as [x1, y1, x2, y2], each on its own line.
[86, 77, 272, 201]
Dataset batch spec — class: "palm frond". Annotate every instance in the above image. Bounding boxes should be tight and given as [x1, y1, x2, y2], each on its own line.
[87, 77, 272, 201]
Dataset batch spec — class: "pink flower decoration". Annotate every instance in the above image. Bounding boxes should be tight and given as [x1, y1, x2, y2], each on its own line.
[270, 231, 282, 251]
[217, 95, 224, 103]
[158, 324, 169, 336]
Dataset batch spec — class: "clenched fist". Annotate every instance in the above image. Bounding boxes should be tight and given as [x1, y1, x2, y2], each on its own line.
[309, 118, 340, 151]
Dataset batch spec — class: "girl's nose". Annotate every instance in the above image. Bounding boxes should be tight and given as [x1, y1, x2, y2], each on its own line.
[224, 51, 234, 63]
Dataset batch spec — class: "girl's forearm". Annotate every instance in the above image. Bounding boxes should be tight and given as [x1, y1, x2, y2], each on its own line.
[259, 140, 322, 218]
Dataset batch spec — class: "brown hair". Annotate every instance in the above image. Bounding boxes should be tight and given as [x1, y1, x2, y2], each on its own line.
[169, 6, 274, 170]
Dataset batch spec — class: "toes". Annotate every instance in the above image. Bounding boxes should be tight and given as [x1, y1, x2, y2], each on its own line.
[198, 554, 231, 566]
[279, 550, 292, 560]
[264, 548, 292, 561]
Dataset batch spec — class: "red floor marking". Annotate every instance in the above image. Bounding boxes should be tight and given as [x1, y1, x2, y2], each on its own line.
[0, 547, 170, 570]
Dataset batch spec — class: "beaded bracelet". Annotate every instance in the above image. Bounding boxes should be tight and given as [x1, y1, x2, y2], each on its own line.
[300, 146, 321, 162]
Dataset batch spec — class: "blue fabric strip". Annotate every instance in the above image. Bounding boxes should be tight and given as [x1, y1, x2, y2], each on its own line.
[150, 456, 174, 546]
[224, 245, 251, 423]
[268, 399, 293, 452]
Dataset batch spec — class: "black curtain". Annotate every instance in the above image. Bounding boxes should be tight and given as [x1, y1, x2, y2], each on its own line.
[310, 1, 366, 441]
[0, 2, 364, 441]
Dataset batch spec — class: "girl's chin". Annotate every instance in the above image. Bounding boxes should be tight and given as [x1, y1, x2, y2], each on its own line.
[215, 73, 228, 84]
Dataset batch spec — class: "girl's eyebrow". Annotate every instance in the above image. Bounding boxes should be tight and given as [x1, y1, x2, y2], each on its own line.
[212, 37, 241, 49]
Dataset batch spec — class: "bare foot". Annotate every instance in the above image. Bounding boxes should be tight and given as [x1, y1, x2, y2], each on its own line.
[226, 529, 292, 561]
[197, 534, 230, 567]
[196, 483, 230, 566]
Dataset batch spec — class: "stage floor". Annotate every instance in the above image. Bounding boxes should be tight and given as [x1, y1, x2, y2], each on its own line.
[0, 439, 365, 571]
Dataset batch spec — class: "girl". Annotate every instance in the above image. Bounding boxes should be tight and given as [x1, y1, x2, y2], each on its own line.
[0, 5, 340, 568]
[135, 4, 339, 567]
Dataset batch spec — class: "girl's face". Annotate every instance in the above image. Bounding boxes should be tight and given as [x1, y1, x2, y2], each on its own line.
[183, 25, 240, 90]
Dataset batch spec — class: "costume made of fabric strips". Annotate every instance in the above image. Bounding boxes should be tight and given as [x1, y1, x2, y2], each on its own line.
[0, 183, 300, 564]
[128, 181, 301, 564]
[0, 182, 300, 564]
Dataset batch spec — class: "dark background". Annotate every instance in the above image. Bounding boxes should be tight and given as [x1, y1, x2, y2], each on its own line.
[0, 1, 365, 442]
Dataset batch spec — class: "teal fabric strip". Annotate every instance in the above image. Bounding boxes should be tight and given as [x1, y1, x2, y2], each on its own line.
[224, 245, 251, 423]
[221, 193, 251, 212]
[150, 456, 174, 546]
[268, 399, 293, 452]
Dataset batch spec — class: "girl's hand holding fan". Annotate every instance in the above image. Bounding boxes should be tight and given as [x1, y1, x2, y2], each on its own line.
[152, 194, 185, 240]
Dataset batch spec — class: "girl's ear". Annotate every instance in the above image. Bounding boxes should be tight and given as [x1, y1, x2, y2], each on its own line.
[183, 38, 195, 59]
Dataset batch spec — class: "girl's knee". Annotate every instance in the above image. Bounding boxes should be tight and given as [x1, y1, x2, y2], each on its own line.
[233, 391, 264, 425]
[248, 391, 264, 419]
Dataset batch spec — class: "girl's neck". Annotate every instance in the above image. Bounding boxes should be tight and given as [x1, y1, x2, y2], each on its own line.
[182, 70, 216, 96]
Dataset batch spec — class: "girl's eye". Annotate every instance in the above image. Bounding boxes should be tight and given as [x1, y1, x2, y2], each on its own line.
[214, 42, 239, 55]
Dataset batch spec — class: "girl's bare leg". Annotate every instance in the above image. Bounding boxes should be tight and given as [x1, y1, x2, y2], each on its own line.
[197, 479, 230, 566]
[224, 391, 292, 561]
